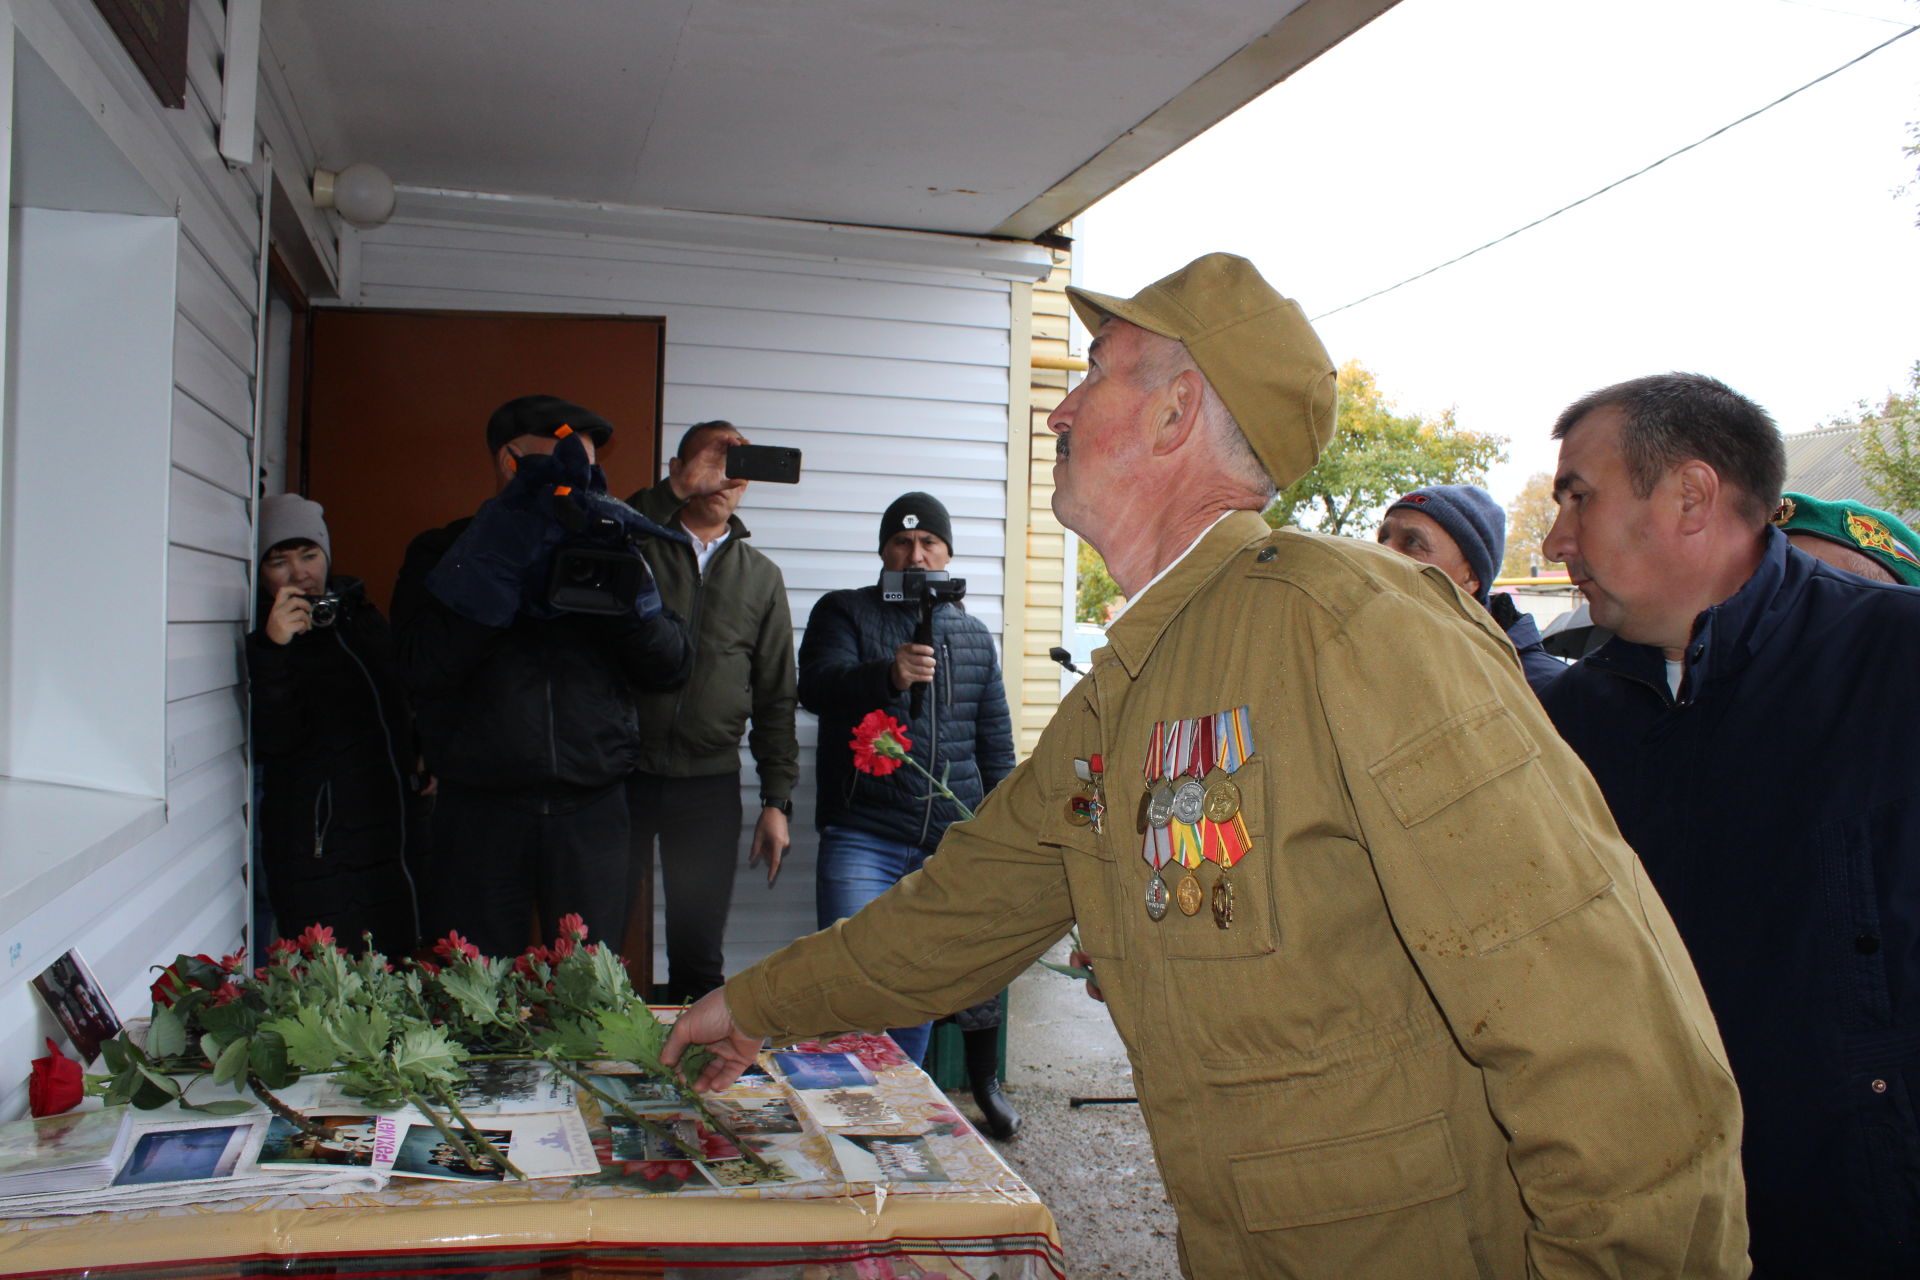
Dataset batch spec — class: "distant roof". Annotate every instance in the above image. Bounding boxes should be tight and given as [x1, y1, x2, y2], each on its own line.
[1781, 423, 1920, 527]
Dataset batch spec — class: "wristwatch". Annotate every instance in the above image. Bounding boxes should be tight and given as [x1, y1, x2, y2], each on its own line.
[761, 796, 793, 817]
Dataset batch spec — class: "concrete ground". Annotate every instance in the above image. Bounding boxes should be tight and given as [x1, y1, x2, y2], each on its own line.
[943, 939, 1181, 1280]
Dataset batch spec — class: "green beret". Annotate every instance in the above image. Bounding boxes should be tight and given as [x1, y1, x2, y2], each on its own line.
[1771, 492, 1920, 588]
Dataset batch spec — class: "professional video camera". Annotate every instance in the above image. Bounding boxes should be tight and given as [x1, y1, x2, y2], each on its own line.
[881, 570, 967, 717]
[543, 491, 680, 616]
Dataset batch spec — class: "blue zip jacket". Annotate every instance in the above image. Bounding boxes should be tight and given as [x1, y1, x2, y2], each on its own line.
[799, 583, 1015, 850]
[1540, 526, 1920, 1277]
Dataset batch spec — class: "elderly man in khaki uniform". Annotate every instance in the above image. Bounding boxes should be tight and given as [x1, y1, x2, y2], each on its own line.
[667, 254, 1749, 1277]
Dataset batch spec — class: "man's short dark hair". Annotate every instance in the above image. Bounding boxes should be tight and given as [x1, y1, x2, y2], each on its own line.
[1552, 373, 1785, 527]
[676, 420, 736, 460]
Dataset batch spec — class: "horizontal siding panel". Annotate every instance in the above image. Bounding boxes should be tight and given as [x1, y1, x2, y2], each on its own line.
[367, 221, 1011, 295]
[168, 543, 250, 623]
[666, 346, 1007, 407]
[170, 467, 251, 559]
[167, 621, 242, 702]
[170, 388, 252, 495]
[174, 319, 254, 435]
[360, 241, 1011, 330]
[665, 304, 1006, 366]
[725, 429, 1004, 484]
[744, 476, 1006, 521]
[665, 386, 1005, 443]
[776, 550, 1005, 597]
[167, 686, 245, 779]
[176, 236, 258, 373]
[740, 509, 1003, 557]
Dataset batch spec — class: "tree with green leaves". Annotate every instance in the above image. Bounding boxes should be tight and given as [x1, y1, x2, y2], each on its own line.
[1266, 361, 1508, 537]
[1077, 538, 1122, 624]
[1500, 472, 1559, 579]
[1845, 362, 1920, 517]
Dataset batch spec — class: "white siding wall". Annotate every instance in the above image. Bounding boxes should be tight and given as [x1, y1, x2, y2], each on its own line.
[0, 0, 279, 1113]
[350, 221, 1017, 976]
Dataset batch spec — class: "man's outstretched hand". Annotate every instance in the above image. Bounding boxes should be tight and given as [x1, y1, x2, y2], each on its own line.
[662, 987, 766, 1093]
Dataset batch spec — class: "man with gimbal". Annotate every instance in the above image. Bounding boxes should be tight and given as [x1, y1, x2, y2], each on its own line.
[391, 394, 691, 957]
[796, 492, 1021, 1138]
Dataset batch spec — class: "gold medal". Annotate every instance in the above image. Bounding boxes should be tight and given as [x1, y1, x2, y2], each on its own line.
[1176, 871, 1203, 916]
[1211, 874, 1234, 930]
[1202, 776, 1241, 823]
[1145, 871, 1171, 921]
[1135, 787, 1152, 835]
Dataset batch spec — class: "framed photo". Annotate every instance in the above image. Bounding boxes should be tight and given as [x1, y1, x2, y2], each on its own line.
[32, 950, 122, 1062]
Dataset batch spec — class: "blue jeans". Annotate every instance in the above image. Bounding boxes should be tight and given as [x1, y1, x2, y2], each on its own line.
[815, 825, 933, 1065]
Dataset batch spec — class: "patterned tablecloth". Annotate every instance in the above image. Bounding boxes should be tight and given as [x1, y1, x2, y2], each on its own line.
[0, 1032, 1064, 1279]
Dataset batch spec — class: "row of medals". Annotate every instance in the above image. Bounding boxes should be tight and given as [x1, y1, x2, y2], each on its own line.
[1065, 767, 1243, 927]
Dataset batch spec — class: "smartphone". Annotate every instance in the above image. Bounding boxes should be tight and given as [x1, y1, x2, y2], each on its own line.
[725, 443, 803, 484]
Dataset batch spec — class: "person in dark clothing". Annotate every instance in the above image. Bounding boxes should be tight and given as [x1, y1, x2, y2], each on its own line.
[390, 395, 691, 958]
[1376, 484, 1564, 691]
[1538, 371, 1920, 1279]
[624, 420, 798, 1004]
[248, 494, 420, 956]
[798, 492, 1021, 1139]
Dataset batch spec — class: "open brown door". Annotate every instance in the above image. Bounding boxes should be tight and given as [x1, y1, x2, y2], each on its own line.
[304, 309, 665, 612]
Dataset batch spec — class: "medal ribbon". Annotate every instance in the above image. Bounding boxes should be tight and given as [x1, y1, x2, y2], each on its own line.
[1214, 814, 1251, 869]
[1143, 722, 1165, 785]
[1141, 822, 1172, 871]
[1171, 819, 1203, 868]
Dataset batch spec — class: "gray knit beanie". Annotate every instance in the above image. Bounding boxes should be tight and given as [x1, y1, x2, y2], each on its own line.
[259, 493, 331, 564]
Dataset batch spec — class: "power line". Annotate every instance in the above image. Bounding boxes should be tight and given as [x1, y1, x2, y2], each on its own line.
[1310, 23, 1920, 323]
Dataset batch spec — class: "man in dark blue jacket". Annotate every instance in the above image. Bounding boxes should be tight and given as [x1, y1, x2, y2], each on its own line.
[798, 491, 1021, 1137]
[1538, 371, 1920, 1278]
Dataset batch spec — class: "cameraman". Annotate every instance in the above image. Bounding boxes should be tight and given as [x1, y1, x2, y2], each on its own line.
[248, 494, 420, 956]
[391, 395, 692, 958]
[797, 492, 1020, 1138]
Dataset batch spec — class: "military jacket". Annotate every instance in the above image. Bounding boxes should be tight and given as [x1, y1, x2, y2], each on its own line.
[729, 512, 1749, 1278]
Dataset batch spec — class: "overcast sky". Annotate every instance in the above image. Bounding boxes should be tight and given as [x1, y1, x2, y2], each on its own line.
[1075, 0, 1920, 510]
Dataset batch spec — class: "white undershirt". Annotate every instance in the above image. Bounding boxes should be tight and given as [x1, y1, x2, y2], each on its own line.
[1105, 510, 1238, 625]
[1665, 657, 1685, 698]
[683, 523, 731, 575]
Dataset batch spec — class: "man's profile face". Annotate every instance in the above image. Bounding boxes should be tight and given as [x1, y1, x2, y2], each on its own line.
[1047, 320, 1162, 542]
[1543, 406, 1677, 643]
[1377, 509, 1479, 597]
[882, 530, 950, 572]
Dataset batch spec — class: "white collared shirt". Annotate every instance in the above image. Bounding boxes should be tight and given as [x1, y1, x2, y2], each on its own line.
[683, 523, 731, 575]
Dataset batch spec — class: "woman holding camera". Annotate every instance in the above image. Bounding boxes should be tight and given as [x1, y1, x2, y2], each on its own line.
[248, 494, 421, 956]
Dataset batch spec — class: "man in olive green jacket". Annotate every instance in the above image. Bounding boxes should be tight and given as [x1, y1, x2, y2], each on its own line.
[625, 420, 798, 1001]
[666, 255, 1748, 1277]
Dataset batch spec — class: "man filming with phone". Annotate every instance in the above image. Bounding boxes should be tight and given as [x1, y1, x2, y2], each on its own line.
[624, 421, 799, 1003]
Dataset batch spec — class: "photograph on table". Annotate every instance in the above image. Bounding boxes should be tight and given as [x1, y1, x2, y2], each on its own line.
[446, 1059, 575, 1114]
[31, 950, 122, 1062]
[829, 1132, 951, 1184]
[0, 1107, 132, 1195]
[258, 1114, 384, 1169]
[711, 1093, 804, 1136]
[391, 1125, 513, 1182]
[111, 1119, 258, 1187]
[771, 1051, 875, 1090]
[586, 1072, 681, 1110]
[794, 1086, 903, 1129]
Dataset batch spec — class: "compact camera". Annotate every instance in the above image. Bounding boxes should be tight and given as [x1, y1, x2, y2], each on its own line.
[300, 592, 344, 628]
[880, 569, 967, 605]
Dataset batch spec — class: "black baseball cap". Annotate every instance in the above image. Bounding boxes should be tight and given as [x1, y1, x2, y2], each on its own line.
[485, 394, 615, 455]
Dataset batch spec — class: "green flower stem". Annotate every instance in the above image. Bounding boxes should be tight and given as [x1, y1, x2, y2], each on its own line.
[427, 1083, 527, 1180]
[877, 738, 975, 821]
[248, 1075, 328, 1139]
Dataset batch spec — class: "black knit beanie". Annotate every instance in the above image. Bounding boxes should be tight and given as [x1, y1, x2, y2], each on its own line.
[878, 492, 954, 555]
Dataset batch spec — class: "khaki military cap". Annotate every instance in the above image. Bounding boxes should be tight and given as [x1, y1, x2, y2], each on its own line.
[1067, 253, 1338, 489]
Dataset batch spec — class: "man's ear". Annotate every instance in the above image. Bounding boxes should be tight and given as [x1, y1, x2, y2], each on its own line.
[494, 445, 519, 486]
[1151, 369, 1207, 457]
[1674, 460, 1719, 536]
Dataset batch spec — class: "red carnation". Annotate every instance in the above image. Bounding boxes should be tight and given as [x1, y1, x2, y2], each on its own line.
[28, 1039, 83, 1117]
[850, 710, 912, 777]
[433, 931, 480, 963]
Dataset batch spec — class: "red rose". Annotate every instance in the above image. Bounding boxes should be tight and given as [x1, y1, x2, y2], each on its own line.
[28, 1039, 83, 1117]
[850, 710, 912, 777]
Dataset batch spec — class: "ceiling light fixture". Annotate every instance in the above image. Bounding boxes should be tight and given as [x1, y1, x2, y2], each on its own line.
[312, 163, 396, 229]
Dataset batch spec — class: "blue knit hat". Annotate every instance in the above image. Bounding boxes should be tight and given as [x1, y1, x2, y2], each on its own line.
[1384, 485, 1505, 604]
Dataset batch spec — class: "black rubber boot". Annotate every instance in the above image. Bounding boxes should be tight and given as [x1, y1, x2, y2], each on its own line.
[964, 1025, 1021, 1141]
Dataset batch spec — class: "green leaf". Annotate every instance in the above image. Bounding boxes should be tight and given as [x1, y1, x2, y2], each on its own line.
[262, 1006, 342, 1073]
[148, 1005, 187, 1059]
[212, 1035, 251, 1086]
[595, 1007, 668, 1073]
[437, 965, 504, 1025]
[100, 1036, 129, 1073]
[199, 1032, 225, 1066]
[390, 1027, 465, 1085]
[185, 1098, 257, 1116]
[250, 1029, 296, 1090]
[135, 1063, 182, 1099]
[535, 1017, 601, 1060]
[330, 1006, 393, 1064]
[130, 1075, 177, 1110]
